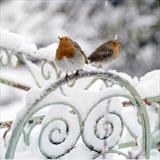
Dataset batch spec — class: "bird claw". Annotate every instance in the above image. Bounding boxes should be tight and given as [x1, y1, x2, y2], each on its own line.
[65, 70, 81, 82]
[74, 70, 80, 80]
[65, 73, 69, 82]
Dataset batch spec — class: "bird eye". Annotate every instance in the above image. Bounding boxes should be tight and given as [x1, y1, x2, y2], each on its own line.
[65, 38, 68, 41]
[113, 42, 116, 45]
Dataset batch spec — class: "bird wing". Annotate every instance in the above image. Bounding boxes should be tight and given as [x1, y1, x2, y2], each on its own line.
[73, 41, 88, 64]
[88, 44, 113, 62]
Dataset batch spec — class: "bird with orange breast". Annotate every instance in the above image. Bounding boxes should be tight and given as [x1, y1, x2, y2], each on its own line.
[88, 40, 121, 68]
[55, 36, 88, 80]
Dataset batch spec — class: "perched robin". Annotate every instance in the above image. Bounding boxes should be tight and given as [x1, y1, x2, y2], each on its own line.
[55, 36, 88, 79]
[88, 40, 121, 68]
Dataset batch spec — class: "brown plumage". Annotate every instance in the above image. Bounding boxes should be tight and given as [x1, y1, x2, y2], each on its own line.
[88, 40, 120, 67]
[55, 36, 88, 74]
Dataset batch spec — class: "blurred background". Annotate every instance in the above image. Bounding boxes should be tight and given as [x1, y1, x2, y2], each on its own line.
[1, 0, 160, 76]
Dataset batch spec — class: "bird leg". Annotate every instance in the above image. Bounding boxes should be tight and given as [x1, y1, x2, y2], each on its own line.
[65, 72, 69, 82]
[74, 69, 82, 80]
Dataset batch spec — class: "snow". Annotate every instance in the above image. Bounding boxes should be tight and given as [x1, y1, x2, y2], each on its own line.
[1, 0, 159, 158]
[122, 108, 142, 138]
[10, 54, 19, 67]
[40, 87, 128, 120]
[121, 70, 160, 140]
[0, 28, 37, 55]
[25, 87, 43, 107]
[109, 70, 160, 98]
[136, 70, 160, 98]
[0, 49, 9, 65]
[83, 98, 123, 152]
[39, 105, 81, 158]
[1, 65, 160, 159]
[140, 70, 160, 83]
[139, 45, 154, 64]
[36, 43, 58, 62]
[0, 26, 160, 157]
[132, 15, 158, 28]
[109, 70, 139, 87]
[0, 87, 25, 121]
[24, 57, 57, 87]
[104, 1, 109, 6]
[128, 147, 142, 159]
[24, 59, 47, 87]
[0, 66, 36, 87]
[1, 0, 159, 76]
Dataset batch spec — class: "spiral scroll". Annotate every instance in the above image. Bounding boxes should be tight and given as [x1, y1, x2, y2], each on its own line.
[38, 105, 81, 158]
[82, 104, 123, 152]
[41, 60, 60, 80]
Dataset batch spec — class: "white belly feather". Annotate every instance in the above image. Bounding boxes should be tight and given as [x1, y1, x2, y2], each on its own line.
[55, 52, 85, 72]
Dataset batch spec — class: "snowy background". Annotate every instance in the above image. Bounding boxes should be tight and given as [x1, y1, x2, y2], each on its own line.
[1, 0, 160, 76]
[0, 0, 160, 159]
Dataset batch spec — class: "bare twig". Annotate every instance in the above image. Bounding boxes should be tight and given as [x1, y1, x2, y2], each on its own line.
[0, 121, 12, 146]
[122, 96, 160, 107]
[0, 78, 30, 91]
[0, 121, 12, 129]
[0, 115, 45, 145]
[3, 123, 12, 147]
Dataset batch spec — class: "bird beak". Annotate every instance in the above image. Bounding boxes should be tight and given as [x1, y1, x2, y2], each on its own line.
[58, 36, 61, 40]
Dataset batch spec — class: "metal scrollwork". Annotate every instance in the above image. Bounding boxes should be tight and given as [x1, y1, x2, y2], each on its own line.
[0, 49, 9, 66]
[82, 111, 123, 153]
[5, 71, 151, 159]
[38, 105, 81, 158]
[0, 49, 20, 67]
[41, 60, 60, 80]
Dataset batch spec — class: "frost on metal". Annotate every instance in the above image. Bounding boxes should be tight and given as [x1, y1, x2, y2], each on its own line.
[0, 29, 160, 159]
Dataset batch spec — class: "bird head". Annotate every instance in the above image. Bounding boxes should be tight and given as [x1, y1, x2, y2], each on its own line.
[58, 36, 73, 49]
[106, 40, 121, 48]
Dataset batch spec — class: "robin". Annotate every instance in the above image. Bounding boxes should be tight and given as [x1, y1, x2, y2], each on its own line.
[88, 40, 121, 68]
[55, 36, 88, 80]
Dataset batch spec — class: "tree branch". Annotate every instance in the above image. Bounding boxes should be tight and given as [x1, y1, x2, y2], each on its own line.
[0, 77, 30, 91]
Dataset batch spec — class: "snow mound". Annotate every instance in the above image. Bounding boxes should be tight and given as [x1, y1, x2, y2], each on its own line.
[0, 28, 37, 54]
[36, 43, 58, 62]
